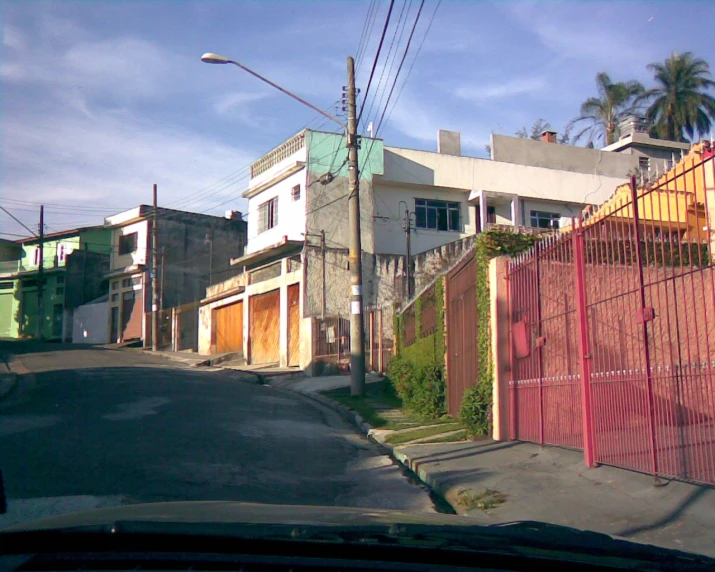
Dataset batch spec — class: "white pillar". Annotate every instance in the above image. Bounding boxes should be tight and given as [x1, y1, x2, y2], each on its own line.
[510, 195, 521, 227]
[479, 190, 488, 232]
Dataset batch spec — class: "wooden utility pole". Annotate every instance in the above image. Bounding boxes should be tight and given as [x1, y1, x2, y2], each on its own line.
[160, 246, 166, 312]
[36, 205, 45, 340]
[151, 184, 159, 351]
[346, 55, 365, 397]
[320, 229, 326, 320]
[400, 204, 414, 301]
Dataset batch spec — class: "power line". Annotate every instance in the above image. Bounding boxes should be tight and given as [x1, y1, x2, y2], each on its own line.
[362, 0, 412, 133]
[374, 0, 426, 136]
[356, 0, 382, 73]
[0, 205, 39, 237]
[358, 0, 396, 123]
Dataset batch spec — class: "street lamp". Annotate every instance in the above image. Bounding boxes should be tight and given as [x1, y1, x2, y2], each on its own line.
[202, 52, 366, 396]
[201, 53, 347, 133]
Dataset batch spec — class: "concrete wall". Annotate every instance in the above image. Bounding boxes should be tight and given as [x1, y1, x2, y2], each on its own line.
[245, 168, 307, 254]
[305, 131, 384, 253]
[373, 182, 475, 255]
[110, 220, 149, 270]
[0, 280, 19, 338]
[383, 146, 628, 206]
[72, 299, 109, 344]
[491, 134, 639, 177]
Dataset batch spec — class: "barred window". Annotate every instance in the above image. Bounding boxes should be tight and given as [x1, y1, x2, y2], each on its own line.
[258, 197, 279, 234]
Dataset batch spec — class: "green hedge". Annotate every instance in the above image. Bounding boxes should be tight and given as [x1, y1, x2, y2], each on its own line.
[389, 277, 446, 419]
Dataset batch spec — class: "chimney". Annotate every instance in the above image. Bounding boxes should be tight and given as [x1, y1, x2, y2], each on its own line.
[438, 130, 461, 156]
[540, 130, 557, 144]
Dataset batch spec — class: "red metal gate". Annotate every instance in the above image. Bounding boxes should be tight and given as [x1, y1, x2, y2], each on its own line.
[508, 147, 715, 485]
[446, 253, 478, 417]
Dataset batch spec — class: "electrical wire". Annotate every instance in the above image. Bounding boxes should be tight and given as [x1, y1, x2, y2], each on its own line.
[358, 0, 396, 123]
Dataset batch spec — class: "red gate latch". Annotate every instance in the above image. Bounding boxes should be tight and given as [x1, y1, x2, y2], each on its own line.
[637, 307, 656, 323]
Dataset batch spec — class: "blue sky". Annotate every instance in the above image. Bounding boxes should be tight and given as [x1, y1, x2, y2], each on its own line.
[2, 0, 715, 237]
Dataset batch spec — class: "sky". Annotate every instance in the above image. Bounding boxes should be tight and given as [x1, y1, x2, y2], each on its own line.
[2, 0, 715, 238]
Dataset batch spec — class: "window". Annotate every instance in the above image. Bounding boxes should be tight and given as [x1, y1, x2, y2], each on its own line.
[56, 287, 64, 295]
[258, 197, 279, 234]
[118, 232, 138, 255]
[414, 199, 460, 231]
[56, 276, 65, 285]
[291, 185, 301, 201]
[486, 206, 497, 224]
[122, 278, 132, 288]
[112, 281, 119, 290]
[0, 282, 13, 290]
[639, 156, 651, 171]
[530, 210, 562, 229]
[111, 294, 119, 303]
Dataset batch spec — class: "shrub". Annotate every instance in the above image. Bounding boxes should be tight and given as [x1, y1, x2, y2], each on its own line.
[388, 357, 445, 419]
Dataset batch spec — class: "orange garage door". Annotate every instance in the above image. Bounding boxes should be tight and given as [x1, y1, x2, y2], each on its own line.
[250, 289, 280, 365]
[213, 301, 243, 354]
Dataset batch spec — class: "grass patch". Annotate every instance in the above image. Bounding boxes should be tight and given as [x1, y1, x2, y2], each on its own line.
[322, 392, 392, 428]
[385, 423, 461, 445]
[456, 488, 507, 511]
[419, 429, 469, 444]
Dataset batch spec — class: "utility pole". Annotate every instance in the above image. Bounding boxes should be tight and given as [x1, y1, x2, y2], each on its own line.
[400, 202, 415, 301]
[320, 229, 326, 321]
[160, 247, 166, 312]
[346, 55, 365, 397]
[151, 184, 159, 352]
[36, 205, 45, 340]
[403, 208, 412, 300]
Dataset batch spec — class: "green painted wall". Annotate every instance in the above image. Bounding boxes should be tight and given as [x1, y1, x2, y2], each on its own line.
[0, 280, 20, 338]
[17, 272, 67, 339]
[306, 131, 384, 179]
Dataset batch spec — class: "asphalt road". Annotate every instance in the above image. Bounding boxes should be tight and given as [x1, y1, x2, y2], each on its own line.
[0, 343, 435, 527]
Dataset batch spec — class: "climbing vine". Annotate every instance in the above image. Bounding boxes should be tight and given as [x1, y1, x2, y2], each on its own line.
[460, 229, 539, 436]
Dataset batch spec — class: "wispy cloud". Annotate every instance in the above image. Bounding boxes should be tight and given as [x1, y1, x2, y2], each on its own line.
[455, 77, 547, 101]
[213, 91, 272, 119]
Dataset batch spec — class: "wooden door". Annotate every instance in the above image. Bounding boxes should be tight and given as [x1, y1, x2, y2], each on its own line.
[214, 301, 243, 354]
[446, 254, 478, 417]
[249, 289, 280, 365]
[121, 290, 143, 341]
[287, 284, 300, 367]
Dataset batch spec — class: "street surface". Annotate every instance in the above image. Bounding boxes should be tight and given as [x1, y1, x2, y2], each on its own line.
[0, 344, 435, 527]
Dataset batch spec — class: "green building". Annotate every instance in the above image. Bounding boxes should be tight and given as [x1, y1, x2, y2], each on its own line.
[0, 226, 112, 340]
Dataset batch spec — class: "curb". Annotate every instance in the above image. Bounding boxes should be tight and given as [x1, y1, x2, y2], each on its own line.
[271, 383, 460, 515]
[0, 353, 35, 406]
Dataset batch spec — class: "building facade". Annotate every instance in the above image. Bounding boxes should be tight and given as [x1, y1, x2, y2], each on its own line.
[0, 227, 112, 340]
[104, 206, 247, 347]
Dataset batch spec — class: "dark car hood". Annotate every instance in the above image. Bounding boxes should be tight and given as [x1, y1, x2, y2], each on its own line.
[1, 500, 490, 532]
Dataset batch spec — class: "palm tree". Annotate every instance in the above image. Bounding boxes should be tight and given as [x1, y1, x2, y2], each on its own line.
[568, 72, 645, 146]
[643, 51, 715, 142]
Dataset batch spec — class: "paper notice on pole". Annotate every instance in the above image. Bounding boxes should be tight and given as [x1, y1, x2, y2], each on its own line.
[351, 301, 361, 315]
[351, 285, 362, 296]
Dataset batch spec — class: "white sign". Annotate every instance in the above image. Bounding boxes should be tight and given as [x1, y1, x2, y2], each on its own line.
[351, 301, 361, 315]
[351, 285, 362, 296]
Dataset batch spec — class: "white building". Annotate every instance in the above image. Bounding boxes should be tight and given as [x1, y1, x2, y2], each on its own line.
[198, 127, 641, 371]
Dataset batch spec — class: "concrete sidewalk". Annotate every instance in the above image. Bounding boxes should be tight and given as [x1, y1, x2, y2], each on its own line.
[277, 373, 715, 558]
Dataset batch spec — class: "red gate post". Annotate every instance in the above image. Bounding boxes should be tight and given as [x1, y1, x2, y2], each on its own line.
[630, 176, 661, 483]
[535, 242, 545, 446]
[573, 217, 596, 467]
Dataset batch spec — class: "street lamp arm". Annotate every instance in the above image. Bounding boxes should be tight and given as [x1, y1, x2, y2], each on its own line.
[223, 59, 348, 133]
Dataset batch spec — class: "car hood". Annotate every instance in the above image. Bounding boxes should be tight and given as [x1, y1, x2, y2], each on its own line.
[1, 500, 489, 532]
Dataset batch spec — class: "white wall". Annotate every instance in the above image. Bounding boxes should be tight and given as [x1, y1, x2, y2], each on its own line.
[72, 300, 109, 344]
[110, 220, 149, 270]
[383, 147, 628, 206]
[373, 182, 475, 255]
[245, 169, 307, 254]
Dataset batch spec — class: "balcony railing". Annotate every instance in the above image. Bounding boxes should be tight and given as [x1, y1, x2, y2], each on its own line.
[250, 132, 305, 179]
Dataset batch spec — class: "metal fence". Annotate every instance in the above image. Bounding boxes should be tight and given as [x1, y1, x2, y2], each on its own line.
[313, 309, 393, 374]
[508, 147, 715, 485]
